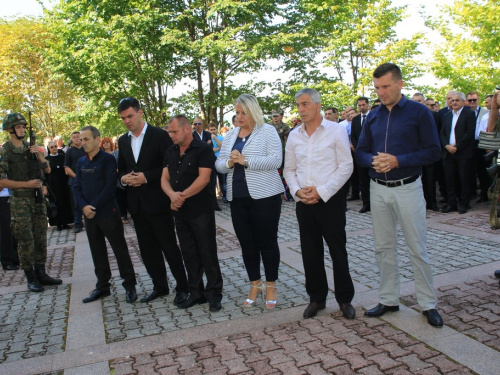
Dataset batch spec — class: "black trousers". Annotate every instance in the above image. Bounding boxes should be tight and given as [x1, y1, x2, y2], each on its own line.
[472, 142, 490, 199]
[422, 163, 437, 206]
[443, 155, 474, 208]
[230, 194, 281, 282]
[131, 207, 188, 293]
[0, 197, 19, 267]
[84, 211, 136, 292]
[357, 166, 371, 205]
[296, 191, 355, 305]
[116, 187, 128, 219]
[174, 211, 223, 302]
[349, 154, 360, 198]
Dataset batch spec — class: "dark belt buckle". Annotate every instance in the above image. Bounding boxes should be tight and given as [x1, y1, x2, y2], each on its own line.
[387, 181, 398, 187]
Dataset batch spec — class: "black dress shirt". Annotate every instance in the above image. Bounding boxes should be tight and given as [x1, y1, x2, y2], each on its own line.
[163, 138, 216, 219]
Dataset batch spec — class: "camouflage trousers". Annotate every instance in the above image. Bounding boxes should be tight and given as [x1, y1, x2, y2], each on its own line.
[9, 197, 47, 270]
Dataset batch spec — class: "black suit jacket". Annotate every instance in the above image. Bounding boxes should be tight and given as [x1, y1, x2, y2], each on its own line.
[117, 124, 173, 215]
[440, 107, 476, 160]
[351, 113, 368, 149]
[193, 130, 212, 144]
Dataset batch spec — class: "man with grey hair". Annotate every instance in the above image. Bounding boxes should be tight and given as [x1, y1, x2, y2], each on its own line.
[284, 88, 355, 320]
[440, 92, 476, 214]
[74, 125, 137, 303]
[412, 93, 425, 104]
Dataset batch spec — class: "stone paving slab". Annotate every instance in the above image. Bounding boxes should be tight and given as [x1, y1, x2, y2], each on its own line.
[401, 275, 500, 352]
[0, 246, 74, 288]
[102, 257, 310, 343]
[0, 285, 70, 363]
[47, 227, 76, 247]
[440, 212, 500, 234]
[289, 228, 500, 290]
[109, 310, 474, 374]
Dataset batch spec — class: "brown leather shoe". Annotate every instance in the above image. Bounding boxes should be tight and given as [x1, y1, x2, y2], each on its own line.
[303, 302, 326, 319]
[340, 303, 356, 319]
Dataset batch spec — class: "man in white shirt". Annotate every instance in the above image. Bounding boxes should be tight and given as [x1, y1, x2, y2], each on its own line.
[284, 88, 355, 320]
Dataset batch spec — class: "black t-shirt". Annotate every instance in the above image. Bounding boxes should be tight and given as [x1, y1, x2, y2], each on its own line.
[163, 138, 216, 219]
[64, 146, 86, 185]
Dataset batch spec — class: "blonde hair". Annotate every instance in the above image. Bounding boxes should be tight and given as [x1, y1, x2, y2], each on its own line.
[235, 94, 265, 127]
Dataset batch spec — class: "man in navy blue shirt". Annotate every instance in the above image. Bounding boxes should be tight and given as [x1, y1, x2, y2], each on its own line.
[356, 63, 443, 327]
[74, 126, 137, 304]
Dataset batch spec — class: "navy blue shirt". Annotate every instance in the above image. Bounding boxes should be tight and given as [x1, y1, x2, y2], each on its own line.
[73, 150, 118, 219]
[356, 95, 441, 180]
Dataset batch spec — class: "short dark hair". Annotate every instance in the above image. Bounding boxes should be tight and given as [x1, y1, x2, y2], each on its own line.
[486, 94, 494, 99]
[425, 97, 435, 101]
[357, 97, 369, 105]
[71, 131, 80, 136]
[117, 97, 141, 113]
[167, 114, 191, 128]
[373, 63, 402, 81]
[80, 125, 101, 139]
[208, 122, 217, 129]
[324, 107, 338, 114]
[373, 99, 381, 104]
[466, 91, 479, 98]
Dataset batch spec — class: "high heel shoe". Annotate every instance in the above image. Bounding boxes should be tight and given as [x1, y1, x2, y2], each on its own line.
[243, 280, 264, 307]
[265, 281, 278, 309]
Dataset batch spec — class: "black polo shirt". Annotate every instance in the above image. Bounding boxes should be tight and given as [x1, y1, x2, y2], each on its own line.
[163, 138, 215, 219]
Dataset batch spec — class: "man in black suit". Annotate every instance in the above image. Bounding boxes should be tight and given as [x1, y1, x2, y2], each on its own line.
[440, 92, 476, 214]
[117, 97, 188, 303]
[351, 97, 371, 213]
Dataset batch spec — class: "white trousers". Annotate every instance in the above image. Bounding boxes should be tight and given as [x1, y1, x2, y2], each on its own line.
[370, 177, 437, 310]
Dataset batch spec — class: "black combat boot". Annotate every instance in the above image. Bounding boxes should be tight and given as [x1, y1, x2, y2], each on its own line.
[24, 269, 44, 292]
[34, 265, 62, 286]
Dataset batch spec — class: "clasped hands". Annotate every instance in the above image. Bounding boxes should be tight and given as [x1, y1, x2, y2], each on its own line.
[170, 191, 187, 211]
[83, 205, 96, 219]
[372, 152, 398, 173]
[445, 144, 457, 155]
[122, 171, 146, 187]
[227, 150, 245, 168]
[296, 186, 320, 205]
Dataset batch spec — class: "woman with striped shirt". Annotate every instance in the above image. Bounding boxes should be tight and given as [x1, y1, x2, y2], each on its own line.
[216, 94, 284, 309]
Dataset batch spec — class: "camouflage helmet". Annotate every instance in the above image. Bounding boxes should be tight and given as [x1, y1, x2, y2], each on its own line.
[2, 113, 27, 131]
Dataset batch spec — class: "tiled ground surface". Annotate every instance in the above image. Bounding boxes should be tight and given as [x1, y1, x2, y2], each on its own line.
[440, 212, 499, 234]
[401, 275, 500, 352]
[0, 285, 70, 363]
[47, 227, 76, 247]
[289, 228, 500, 289]
[0, 246, 74, 288]
[103, 258, 310, 343]
[110, 311, 473, 374]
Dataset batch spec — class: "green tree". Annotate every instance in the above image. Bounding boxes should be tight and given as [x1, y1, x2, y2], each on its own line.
[0, 17, 80, 139]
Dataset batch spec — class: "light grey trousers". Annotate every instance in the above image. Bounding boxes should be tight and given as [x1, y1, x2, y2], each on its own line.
[370, 177, 438, 310]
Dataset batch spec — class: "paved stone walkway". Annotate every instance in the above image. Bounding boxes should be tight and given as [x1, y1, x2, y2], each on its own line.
[1, 196, 500, 374]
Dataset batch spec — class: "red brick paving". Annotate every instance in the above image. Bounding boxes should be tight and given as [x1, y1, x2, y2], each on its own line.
[109, 311, 473, 374]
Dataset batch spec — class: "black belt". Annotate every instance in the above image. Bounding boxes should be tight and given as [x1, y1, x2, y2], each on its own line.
[372, 175, 419, 188]
[11, 190, 35, 198]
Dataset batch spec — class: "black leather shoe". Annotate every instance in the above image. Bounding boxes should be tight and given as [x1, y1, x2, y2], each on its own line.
[476, 197, 488, 203]
[222, 198, 229, 203]
[140, 289, 169, 303]
[215, 205, 222, 211]
[303, 302, 326, 319]
[3, 264, 19, 271]
[74, 226, 82, 234]
[359, 204, 370, 213]
[458, 206, 468, 214]
[126, 289, 137, 303]
[441, 205, 457, 213]
[340, 303, 355, 319]
[423, 309, 443, 327]
[209, 301, 222, 312]
[427, 204, 440, 212]
[177, 295, 207, 309]
[62, 224, 71, 230]
[173, 291, 188, 306]
[57, 225, 63, 231]
[347, 196, 360, 201]
[364, 303, 399, 317]
[494, 270, 500, 278]
[82, 289, 110, 303]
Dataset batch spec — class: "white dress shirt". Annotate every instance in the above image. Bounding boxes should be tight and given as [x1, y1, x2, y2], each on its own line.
[283, 118, 353, 203]
[479, 111, 490, 133]
[449, 108, 463, 145]
[129, 122, 148, 162]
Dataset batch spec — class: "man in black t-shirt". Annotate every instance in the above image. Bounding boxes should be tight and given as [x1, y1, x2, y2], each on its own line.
[64, 131, 86, 233]
[161, 114, 223, 313]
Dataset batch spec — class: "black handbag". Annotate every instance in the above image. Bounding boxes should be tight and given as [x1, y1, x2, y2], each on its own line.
[45, 197, 58, 218]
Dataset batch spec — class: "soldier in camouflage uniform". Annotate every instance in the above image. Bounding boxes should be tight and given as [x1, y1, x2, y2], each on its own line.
[0, 113, 62, 292]
[271, 109, 292, 200]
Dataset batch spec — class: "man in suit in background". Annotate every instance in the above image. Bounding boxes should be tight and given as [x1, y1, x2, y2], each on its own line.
[192, 118, 212, 144]
[351, 97, 371, 213]
[440, 92, 476, 214]
[117, 97, 188, 304]
[466, 91, 490, 203]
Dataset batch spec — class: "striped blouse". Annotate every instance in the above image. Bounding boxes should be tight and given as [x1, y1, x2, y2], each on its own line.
[215, 123, 284, 201]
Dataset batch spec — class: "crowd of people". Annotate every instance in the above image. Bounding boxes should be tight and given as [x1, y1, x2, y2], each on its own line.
[2, 62, 500, 328]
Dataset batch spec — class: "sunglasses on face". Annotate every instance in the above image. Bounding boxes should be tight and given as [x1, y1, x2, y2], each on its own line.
[49, 146, 57, 149]
[193, 122, 202, 125]
[467, 98, 478, 102]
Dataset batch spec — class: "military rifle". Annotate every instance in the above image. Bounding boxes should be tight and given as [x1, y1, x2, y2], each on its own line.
[28, 111, 44, 203]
